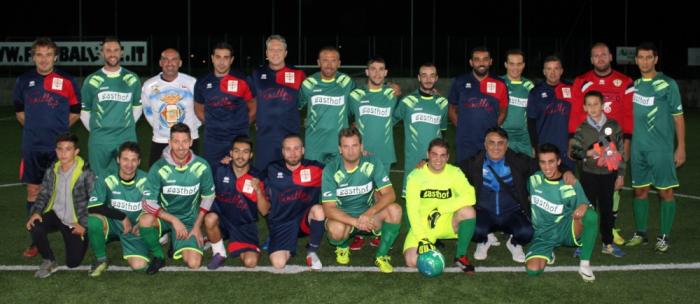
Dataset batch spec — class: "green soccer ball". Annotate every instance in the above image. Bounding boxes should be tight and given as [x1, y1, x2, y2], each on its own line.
[417, 249, 445, 277]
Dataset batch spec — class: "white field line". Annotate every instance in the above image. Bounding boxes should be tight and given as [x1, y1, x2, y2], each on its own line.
[2, 262, 700, 274]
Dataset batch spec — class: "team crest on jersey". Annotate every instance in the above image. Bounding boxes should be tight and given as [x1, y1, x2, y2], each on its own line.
[261, 74, 267, 80]
[613, 79, 622, 87]
[242, 179, 254, 194]
[604, 101, 612, 113]
[206, 83, 213, 89]
[465, 83, 472, 89]
[285, 72, 295, 83]
[300, 169, 311, 183]
[598, 79, 605, 85]
[227, 80, 239, 92]
[562, 87, 572, 99]
[277, 172, 284, 179]
[223, 176, 230, 184]
[486, 82, 496, 94]
[541, 92, 548, 98]
[51, 78, 64, 90]
[29, 80, 36, 87]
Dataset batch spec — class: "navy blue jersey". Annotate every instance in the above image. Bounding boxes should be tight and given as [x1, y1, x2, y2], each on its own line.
[527, 82, 575, 169]
[13, 69, 81, 150]
[262, 159, 323, 224]
[212, 165, 263, 225]
[448, 73, 509, 163]
[194, 70, 253, 141]
[248, 65, 305, 169]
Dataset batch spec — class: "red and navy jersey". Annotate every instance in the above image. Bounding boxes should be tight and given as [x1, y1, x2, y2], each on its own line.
[261, 159, 323, 225]
[13, 69, 80, 150]
[249, 65, 305, 137]
[194, 70, 253, 140]
[527, 82, 575, 169]
[448, 73, 509, 162]
[212, 165, 264, 225]
[570, 70, 634, 136]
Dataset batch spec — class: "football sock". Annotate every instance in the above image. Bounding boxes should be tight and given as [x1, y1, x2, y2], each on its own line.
[660, 200, 676, 236]
[375, 223, 400, 257]
[140, 227, 164, 259]
[633, 198, 649, 233]
[456, 218, 476, 259]
[580, 209, 599, 260]
[308, 220, 325, 253]
[87, 215, 107, 260]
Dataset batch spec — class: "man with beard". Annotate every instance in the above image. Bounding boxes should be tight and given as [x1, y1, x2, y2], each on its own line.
[205, 136, 266, 269]
[81, 36, 142, 179]
[298, 46, 355, 163]
[394, 63, 448, 197]
[258, 134, 326, 270]
[570, 43, 634, 245]
[448, 46, 509, 163]
[248, 35, 306, 170]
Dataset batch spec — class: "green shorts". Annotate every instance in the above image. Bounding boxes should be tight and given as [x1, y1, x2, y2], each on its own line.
[159, 219, 204, 259]
[403, 211, 456, 252]
[504, 131, 533, 157]
[88, 143, 119, 178]
[100, 217, 151, 262]
[525, 216, 580, 263]
[631, 149, 679, 189]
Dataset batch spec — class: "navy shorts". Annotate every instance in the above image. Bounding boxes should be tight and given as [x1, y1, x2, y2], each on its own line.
[268, 209, 311, 256]
[214, 214, 260, 257]
[20, 149, 56, 184]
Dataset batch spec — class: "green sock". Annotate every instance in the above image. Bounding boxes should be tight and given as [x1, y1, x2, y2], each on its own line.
[87, 216, 107, 260]
[140, 227, 164, 259]
[633, 198, 649, 233]
[660, 200, 676, 236]
[580, 209, 599, 261]
[375, 223, 401, 257]
[613, 191, 621, 213]
[456, 218, 476, 259]
[329, 237, 350, 248]
[526, 267, 544, 277]
[132, 266, 147, 273]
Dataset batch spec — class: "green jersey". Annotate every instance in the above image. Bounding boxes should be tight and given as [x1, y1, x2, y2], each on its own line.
[632, 73, 683, 152]
[88, 169, 148, 224]
[527, 171, 588, 234]
[143, 150, 215, 225]
[349, 86, 398, 166]
[406, 163, 476, 240]
[299, 72, 356, 162]
[393, 90, 448, 194]
[322, 154, 392, 217]
[81, 68, 142, 144]
[501, 76, 534, 156]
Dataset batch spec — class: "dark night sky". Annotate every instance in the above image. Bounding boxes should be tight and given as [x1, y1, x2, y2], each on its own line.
[2, 0, 698, 79]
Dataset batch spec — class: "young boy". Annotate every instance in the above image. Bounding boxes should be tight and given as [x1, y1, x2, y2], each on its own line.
[570, 90, 626, 257]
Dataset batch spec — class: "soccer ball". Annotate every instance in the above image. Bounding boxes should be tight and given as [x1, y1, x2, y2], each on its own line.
[417, 249, 445, 278]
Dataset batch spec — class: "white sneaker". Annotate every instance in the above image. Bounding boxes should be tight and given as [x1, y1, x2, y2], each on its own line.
[487, 233, 501, 246]
[578, 261, 595, 282]
[159, 234, 169, 245]
[473, 242, 490, 260]
[506, 236, 526, 263]
[306, 252, 322, 270]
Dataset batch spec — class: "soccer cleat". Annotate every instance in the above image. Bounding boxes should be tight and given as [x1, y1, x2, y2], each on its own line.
[601, 244, 626, 257]
[612, 228, 625, 246]
[306, 252, 322, 270]
[335, 247, 350, 265]
[548, 252, 556, 265]
[625, 233, 649, 247]
[454, 256, 475, 274]
[655, 235, 670, 253]
[23, 245, 38, 258]
[89, 259, 109, 277]
[370, 236, 381, 247]
[473, 242, 490, 261]
[374, 256, 393, 273]
[578, 263, 595, 282]
[146, 257, 165, 275]
[506, 236, 526, 263]
[349, 235, 365, 251]
[488, 233, 501, 246]
[207, 253, 226, 270]
[35, 259, 58, 279]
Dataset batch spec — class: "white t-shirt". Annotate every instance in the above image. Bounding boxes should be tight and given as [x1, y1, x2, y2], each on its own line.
[141, 72, 201, 143]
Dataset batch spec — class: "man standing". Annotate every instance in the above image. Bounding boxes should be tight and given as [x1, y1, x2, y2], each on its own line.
[142, 48, 200, 165]
[299, 46, 356, 163]
[500, 49, 535, 156]
[139, 123, 215, 274]
[394, 63, 448, 197]
[626, 42, 685, 253]
[259, 134, 326, 270]
[448, 46, 509, 163]
[81, 36, 142, 179]
[249, 35, 306, 170]
[403, 138, 477, 274]
[205, 136, 266, 269]
[194, 42, 255, 168]
[14, 37, 81, 257]
[322, 128, 402, 273]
